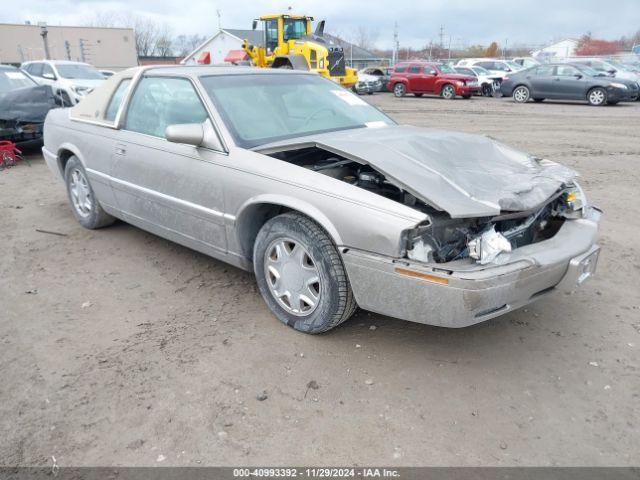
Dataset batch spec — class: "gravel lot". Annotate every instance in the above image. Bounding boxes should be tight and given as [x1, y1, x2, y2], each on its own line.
[1, 94, 639, 467]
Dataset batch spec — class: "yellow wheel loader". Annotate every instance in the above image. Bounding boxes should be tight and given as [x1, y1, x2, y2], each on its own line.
[242, 14, 358, 88]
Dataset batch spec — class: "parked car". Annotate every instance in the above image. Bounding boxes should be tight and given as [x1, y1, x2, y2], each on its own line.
[454, 65, 502, 96]
[568, 58, 640, 83]
[0, 65, 65, 147]
[358, 66, 392, 91]
[501, 63, 639, 105]
[455, 58, 522, 76]
[21, 60, 105, 105]
[352, 72, 381, 95]
[512, 57, 541, 69]
[43, 66, 601, 333]
[388, 62, 480, 99]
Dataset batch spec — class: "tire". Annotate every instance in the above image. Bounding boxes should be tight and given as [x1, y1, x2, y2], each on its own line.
[393, 83, 406, 97]
[414, 93, 423, 97]
[533, 98, 545, 103]
[64, 156, 115, 229]
[367, 91, 374, 95]
[481, 84, 492, 97]
[441, 84, 456, 100]
[513, 85, 530, 103]
[253, 212, 357, 334]
[587, 87, 607, 106]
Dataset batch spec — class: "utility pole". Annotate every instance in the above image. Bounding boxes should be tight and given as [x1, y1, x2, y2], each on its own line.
[39, 24, 51, 60]
[64, 40, 71, 60]
[504, 38, 509, 59]
[439, 24, 445, 49]
[392, 22, 399, 66]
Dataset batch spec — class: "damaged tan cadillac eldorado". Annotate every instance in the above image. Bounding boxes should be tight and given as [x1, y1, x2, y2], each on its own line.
[42, 66, 601, 333]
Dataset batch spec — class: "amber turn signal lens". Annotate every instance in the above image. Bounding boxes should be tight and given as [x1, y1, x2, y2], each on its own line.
[394, 267, 449, 285]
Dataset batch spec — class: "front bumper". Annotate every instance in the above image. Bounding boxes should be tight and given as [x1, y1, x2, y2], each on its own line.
[456, 84, 481, 95]
[607, 86, 638, 102]
[342, 207, 601, 328]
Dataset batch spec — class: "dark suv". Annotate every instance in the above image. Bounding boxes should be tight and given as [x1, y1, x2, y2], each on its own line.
[388, 62, 480, 99]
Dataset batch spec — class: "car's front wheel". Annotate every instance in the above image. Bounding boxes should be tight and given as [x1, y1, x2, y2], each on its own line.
[441, 84, 456, 100]
[253, 212, 357, 334]
[393, 83, 406, 97]
[513, 85, 530, 103]
[587, 87, 607, 106]
[64, 156, 115, 229]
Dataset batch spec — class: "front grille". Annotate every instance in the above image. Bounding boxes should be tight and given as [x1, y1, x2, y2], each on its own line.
[328, 47, 346, 77]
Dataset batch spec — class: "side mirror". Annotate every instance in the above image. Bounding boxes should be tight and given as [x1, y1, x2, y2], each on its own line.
[42, 72, 56, 80]
[165, 123, 204, 146]
[252, 20, 258, 30]
[574, 73, 583, 79]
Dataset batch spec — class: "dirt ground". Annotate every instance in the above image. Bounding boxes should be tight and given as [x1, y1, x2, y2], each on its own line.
[1, 95, 639, 468]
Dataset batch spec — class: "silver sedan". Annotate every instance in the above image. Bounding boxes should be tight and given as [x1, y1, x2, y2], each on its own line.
[42, 66, 601, 333]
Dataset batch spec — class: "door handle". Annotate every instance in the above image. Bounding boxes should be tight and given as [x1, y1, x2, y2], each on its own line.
[114, 144, 127, 155]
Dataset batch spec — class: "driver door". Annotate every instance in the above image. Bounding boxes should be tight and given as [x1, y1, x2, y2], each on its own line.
[554, 65, 587, 99]
[110, 75, 229, 254]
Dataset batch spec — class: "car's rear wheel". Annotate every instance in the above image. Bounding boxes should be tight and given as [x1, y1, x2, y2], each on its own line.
[441, 84, 456, 100]
[253, 212, 357, 334]
[587, 87, 607, 106]
[64, 156, 115, 229]
[513, 85, 530, 103]
[393, 83, 406, 97]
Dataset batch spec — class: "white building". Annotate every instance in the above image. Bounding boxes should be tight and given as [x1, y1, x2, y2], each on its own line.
[532, 39, 579, 60]
[182, 29, 261, 65]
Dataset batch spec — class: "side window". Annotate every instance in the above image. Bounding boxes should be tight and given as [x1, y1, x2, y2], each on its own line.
[124, 77, 209, 138]
[535, 65, 555, 76]
[556, 65, 579, 77]
[104, 79, 132, 122]
[42, 63, 55, 78]
[394, 65, 407, 73]
[30, 63, 44, 77]
[423, 65, 436, 74]
[408, 65, 421, 74]
[477, 61, 493, 69]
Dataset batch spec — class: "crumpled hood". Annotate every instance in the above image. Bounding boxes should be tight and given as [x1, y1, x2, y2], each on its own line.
[256, 125, 577, 218]
[0, 85, 60, 123]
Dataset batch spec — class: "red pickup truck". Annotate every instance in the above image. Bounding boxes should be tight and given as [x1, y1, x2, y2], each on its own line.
[388, 61, 480, 99]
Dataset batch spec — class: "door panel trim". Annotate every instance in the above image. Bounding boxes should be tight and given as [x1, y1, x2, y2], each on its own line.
[86, 167, 236, 224]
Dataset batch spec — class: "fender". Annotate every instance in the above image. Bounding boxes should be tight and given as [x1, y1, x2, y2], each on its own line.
[272, 55, 310, 71]
[56, 142, 86, 176]
[234, 193, 344, 259]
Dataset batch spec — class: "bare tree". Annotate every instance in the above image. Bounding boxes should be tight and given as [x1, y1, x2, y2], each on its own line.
[173, 34, 207, 57]
[353, 26, 379, 52]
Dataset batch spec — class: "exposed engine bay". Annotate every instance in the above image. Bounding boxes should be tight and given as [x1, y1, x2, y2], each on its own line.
[269, 146, 582, 265]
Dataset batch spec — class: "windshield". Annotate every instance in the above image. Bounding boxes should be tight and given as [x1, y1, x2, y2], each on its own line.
[506, 61, 522, 70]
[0, 69, 37, 94]
[437, 64, 456, 74]
[56, 64, 104, 80]
[283, 18, 307, 41]
[200, 74, 395, 148]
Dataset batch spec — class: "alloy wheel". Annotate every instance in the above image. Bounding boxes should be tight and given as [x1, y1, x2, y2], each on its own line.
[69, 168, 93, 217]
[589, 89, 605, 106]
[513, 86, 529, 103]
[442, 85, 455, 99]
[264, 238, 321, 317]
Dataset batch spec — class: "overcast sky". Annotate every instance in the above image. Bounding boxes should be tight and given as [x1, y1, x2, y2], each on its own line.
[1, 0, 638, 49]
